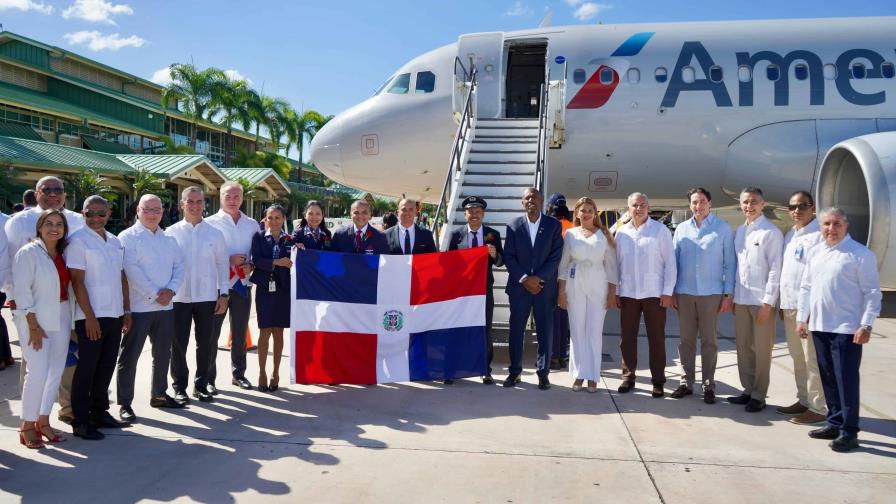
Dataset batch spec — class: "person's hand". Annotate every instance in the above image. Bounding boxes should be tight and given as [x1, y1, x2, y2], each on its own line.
[605, 292, 617, 310]
[155, 288, 175, 306]
[854, 326, 871, 344]
[558, 291, 568, 310]
[295, 243, 306, 250]
[28, 325, 47, 351]
[796, 321, 810, 339]
[229, 254, 246, 267]
[121, 313, 132, 334]
[214, 296, 228, 315]
[671, 295, 679, 310]
[487, 244, 497, 259]
[7, 299, 15, 310]
[85, 315, 102, 341]
[273, 257, 293, 268]
[659, 295, 673, 309]
[756, 304, 772, 323]
[615, 295, 622, 309]
[522, 276, 543, 295]
[719, 296, 733, 314]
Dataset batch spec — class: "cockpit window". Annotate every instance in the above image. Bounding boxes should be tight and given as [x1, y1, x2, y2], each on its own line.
[415, 71, 436, 93]
[375, 75, 394, 95]
[387, 73, 411, 94]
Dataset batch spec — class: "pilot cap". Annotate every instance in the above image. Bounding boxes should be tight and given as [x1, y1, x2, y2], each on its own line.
[461, 196, 487, 210]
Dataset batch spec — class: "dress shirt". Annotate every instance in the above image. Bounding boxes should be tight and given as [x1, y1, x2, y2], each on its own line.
[65, 227, 125, 321]
[398, 224, 415, 253]
[0, 213, 11, 294]
[779, 219, 822, 310]
[205, 209, 259, 258]
[467, 225, 483, 248]
[797, 235, 881, 333]
[615, 218, 676, 299]
[733, 215, 784, 306]
[119, 221, 185, 313]
[673, 213, 736, 296]
[526, 215, 541, 247]
[354, 224, 369, 235]
[165, 220, 229, 303]
[4, 207, 84, 282]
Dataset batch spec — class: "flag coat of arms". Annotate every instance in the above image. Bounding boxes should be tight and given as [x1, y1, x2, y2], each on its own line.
[290, 247, 488, 384]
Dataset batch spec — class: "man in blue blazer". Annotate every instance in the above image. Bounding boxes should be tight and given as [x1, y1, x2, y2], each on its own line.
[330, 200, 389, 255]
[503, 188, 563, 390]
[385, 198, 437, 255]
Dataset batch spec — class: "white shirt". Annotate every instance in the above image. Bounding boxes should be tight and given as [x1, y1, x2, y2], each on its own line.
[205, 209, 258, 259]
[526, 216, 541, 247]
[467, 225, 484, 248]
[614, 218, 676, 299]
[4, 207, 84, 294]
[398, 224, 415, 253]
[165, 220, 229, 303]
[119, 221, 185, 313]
[779, 219, 822, 310]
[558, 227, 619, 298]
[734, 215, 784, 306]
[12, 240, 72, 332]
[65, 227, 125, 321]
[797, 235, 881, 333]
[0, 213, 10, 294]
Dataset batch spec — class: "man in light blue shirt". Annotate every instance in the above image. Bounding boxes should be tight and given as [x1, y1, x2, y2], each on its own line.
[671, 188, 735, 404]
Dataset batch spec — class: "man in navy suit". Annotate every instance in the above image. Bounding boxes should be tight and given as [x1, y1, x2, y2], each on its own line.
[330, 200, 389, 255]
[503, 188, 564, 390]
[385, 198, 437, 255]
[448, 196, 504, 384]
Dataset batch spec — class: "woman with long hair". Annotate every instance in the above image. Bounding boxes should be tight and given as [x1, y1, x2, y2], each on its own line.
[13, 209, 72, 448]
[557, 198, 618, 393]
[292, 200, 332, 250]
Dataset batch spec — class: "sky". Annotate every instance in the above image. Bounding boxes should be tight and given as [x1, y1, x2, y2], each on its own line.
[0, 0, 893, 157]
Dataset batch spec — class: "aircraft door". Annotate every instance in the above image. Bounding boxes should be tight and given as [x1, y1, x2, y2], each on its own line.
[457, 32, 504, 118]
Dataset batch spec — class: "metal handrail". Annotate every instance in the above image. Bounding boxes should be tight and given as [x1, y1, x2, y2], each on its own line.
[431, 66, 477, 248]
[534, 82, 550, 193]
[454, 56, 472, 82]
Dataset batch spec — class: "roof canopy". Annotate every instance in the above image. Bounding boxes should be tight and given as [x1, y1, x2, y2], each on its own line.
[220, 167, 290, 199]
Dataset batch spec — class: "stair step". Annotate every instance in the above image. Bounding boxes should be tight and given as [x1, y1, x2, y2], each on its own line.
[464, 173, 533, 184]
[465, 170, 535, 176]
[469, 152, 535, 163]
[462, 182, 532, 187]
[470, 149, 537, 154]
[473, 128, 540, 137]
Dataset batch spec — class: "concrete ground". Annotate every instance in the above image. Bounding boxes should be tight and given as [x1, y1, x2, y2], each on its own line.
[1, 296, 894, 503]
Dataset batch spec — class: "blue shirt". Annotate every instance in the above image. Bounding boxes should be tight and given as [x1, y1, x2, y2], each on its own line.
[673, 213, 735, 296]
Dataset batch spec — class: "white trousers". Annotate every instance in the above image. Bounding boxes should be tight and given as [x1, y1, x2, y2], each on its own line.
[567, 292, 608, 381]
[18, 301, 71, 422]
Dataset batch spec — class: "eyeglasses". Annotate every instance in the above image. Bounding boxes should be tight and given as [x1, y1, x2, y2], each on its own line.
[139, 207, 163, 214]
[40, 187, 64, 195]
[788, 203, 813, 211]
[84, 210, 108, 218]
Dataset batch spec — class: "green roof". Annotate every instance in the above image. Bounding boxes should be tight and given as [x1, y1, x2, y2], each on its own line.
[220, 167, 290, 197]
[0, 121, 45, 141]
[82, 135, 135, 154]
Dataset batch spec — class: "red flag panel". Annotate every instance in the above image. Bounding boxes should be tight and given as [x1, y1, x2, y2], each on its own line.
[410, 247, 487, 305]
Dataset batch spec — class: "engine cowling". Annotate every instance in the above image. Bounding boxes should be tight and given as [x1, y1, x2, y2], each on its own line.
[816, 132, 896, 289]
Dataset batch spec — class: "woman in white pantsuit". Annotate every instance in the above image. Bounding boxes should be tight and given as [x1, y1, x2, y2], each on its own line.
[557, 197, 618, 393]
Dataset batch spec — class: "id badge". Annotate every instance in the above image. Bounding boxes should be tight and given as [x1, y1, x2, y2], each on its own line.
[795, 245, 804, 261]
[570, 265, 576, 279]
[268, 280, 277, 293]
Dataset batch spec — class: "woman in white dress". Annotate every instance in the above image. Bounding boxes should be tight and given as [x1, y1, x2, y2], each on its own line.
[557, 197, 618, 393]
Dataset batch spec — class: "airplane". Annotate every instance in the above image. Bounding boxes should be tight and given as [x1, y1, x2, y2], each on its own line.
[309, 16, 896, 288]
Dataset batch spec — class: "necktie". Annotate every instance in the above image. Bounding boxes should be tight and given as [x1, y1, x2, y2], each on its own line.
[354, 229, 362, 251]
[471, 230, 478, 248]
[404, 229, 412, 255]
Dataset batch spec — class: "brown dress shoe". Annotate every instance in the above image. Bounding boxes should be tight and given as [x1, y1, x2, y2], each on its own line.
[776, 401, 808, 415]
[790, 410, 827, 425]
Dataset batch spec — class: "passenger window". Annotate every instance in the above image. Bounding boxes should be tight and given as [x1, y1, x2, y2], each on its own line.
[794, 64, 809, 81]
[883, 62, 896, 79]
[681, 66, 696, 84]
[415, 71, 435, 93]
[599, 67, 614, 85]
[654, 67, 668, 83]
[766, 65, 780, 81]
[738, 65, 752, 83]
[823, 63, 837, 80]
[573, 68, 586, 84]
[627, 68, 640, 84]
[851, 63, 866, 79]
[387, 73, 411, 94]
[709, 65, 723, 83]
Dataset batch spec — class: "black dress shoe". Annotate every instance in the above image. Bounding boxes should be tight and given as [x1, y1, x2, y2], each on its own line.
[443, 379, 454, 385]
[232, 377, 253, 390]
[703, 389, 716, 404]
[652, 385, 665, 398]
[207, 384, 219, 396]
[502, 374, 521, 388]
[150, 394, 186, 409]
[482, 375, 494, 385]
[617, 381, 635, 393]
[745, 399, 766, 412]
[538, 375, 551, 390]
[809, 425, 840, 440]
[726, 393, 751, 405]
[58, 413, 74, 425]
[830, 434, 859, 452]
[73, 425, 104, 440]
[119, 406, 137, 424]
[670, 385, 693, 399]
[173, 391, 190, 405]
[90, 412, 127, 428]
[192, 388, 214, 402]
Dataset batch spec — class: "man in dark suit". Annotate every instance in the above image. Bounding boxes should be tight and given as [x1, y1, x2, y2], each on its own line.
[385, 198, 437, 255]
[330, 200, 389, 255]
[448, 196, 504, 384]
[503, 188, 563, 390]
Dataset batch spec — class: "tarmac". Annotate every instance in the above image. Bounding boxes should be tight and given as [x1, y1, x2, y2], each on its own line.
[1, 294, 894, 503]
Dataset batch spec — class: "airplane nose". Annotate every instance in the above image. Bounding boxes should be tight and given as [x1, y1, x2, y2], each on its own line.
[309, 118, 344, 182]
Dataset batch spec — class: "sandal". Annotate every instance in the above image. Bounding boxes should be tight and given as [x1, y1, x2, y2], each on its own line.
[571, 379, 584, 392]
[19, 425, 45, 449]
[36, 421, 66, 443]
[268, 376, 279, 392]
[258, 374, 269, 393]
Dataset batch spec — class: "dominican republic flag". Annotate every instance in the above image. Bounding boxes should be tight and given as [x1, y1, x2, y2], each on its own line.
[290, 247, 488, 384]
[230, 264, 249, 298]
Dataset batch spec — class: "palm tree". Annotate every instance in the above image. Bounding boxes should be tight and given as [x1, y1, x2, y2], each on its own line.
[161, 64, 226, 150]
[161, 136, 196, 155]
[248, 94, 290, 154]
[285, 109, 327, 182]
[61, 169, 118, 208]
[209, 77, 255, 167]
[124, 167, 169, 225]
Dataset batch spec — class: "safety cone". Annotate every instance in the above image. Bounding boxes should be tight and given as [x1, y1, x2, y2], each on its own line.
[222, 327, 256, 351]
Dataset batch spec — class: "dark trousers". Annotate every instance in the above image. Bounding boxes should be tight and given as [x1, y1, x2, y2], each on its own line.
[620, 297, 667, 385]
[211, 288, 252, 383]
[0, 292, 11, 363]
[551, 307, 570, 360]
[171, 301, 216, 393]
[72, 317, 122, 427]
[485, 291, 494, 375]
[508, 289, 554, 377]
[813, 331, 863, 435]
[117, 310, 174, 406]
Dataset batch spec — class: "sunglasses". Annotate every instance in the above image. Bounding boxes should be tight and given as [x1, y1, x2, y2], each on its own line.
[788, 203, 813, 211]
[84, 210, 108, 218]
[40, 187, 64, 195]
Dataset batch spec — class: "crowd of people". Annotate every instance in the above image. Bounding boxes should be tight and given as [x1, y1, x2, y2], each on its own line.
[0, 177, 881, 454]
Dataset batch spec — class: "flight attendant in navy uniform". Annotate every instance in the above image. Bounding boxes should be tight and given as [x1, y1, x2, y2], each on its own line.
[291, 200, 332, 251]
[330, 200, 389, 255]
[448, 196, 504, 384]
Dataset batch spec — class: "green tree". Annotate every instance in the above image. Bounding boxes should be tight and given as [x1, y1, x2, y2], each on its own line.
[61, 168, 118, 208]
[209, 77, 255, 167]
[161, 136, 196, 155]
[0, 163, 25, 211]
[285, 109, 327, 182]
[161, 63, 226, 150]
[234, 177, 260, 200]
[247, 94, 290, 155]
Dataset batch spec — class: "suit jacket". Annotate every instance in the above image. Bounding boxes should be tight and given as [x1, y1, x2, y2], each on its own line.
[291, 225, 332, 251]
[385, 224, 437, 255]
[448, 225, 504, 290]
[330, 224, 389, 255]
[503, 214, 563, 297]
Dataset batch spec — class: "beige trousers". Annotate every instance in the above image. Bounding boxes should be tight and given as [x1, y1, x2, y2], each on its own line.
[781, 309, 826, 414]
[676, 294, 722, 390]
[734, 304, 776, 400]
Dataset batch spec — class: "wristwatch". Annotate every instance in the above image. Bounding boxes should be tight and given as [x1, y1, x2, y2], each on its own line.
[219, 293, 230, 299]
[860, 324, 872, 332]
